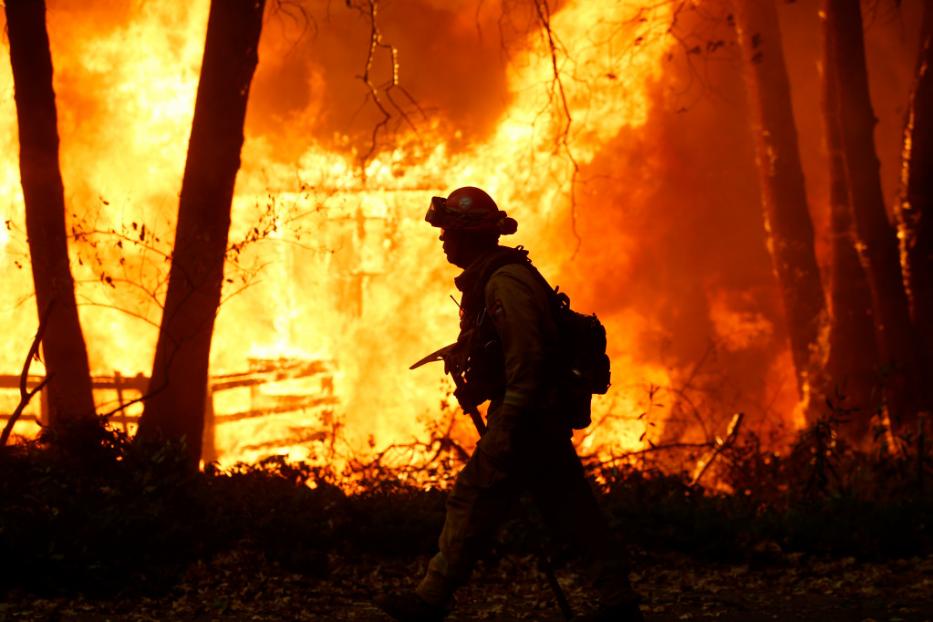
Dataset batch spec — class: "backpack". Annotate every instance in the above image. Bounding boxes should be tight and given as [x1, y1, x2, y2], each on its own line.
[541, 284, 611, 429]
[463, 248, 611, 430]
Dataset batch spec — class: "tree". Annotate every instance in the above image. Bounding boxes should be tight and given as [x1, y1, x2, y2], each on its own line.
[137, 0, 266, 464]
[5, 0, 96, 429]
[820, 7, 881, 443]
[824, 0, 922, 432]
[731, 0, 827, 420]
[895, 2, 933, 406]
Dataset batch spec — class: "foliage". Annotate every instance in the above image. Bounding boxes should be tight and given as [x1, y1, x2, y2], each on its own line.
[0, 416, 930, 598]
[1, 420, 199, 593]
[0, 422, 443, 595]
[597, 416, 932, 560]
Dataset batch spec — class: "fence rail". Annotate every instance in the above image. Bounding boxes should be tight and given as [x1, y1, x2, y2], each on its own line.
[0, 358, 337, 460]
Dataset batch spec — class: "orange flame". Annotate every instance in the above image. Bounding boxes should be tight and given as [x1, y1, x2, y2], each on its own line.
[0, 0, 805, 474]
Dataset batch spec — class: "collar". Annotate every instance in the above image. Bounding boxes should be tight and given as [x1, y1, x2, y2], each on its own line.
[453, 250, 495, 293]
[453, 245, 531, 312]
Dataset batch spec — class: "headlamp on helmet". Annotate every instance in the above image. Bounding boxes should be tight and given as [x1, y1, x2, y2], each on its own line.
[425, 195, 448, 228]
[424, 186, 518, 235]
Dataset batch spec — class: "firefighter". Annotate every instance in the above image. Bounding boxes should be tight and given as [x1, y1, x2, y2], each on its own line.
[376, 187, 642, 622]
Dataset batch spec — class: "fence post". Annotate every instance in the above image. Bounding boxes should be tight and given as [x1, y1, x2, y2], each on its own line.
[113, 371, 129, 434]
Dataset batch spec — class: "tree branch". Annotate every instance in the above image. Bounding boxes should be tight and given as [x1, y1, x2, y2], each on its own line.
[690, 412, 744, 487]
[531, 0, 582, 255]
[347, 0, 425, 167]
[1, 301, 55, 445]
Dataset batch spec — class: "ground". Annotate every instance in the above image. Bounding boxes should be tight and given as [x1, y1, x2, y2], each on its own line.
[3, 550, 932, 622]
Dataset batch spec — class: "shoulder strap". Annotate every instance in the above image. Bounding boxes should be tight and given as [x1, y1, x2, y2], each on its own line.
[498, 256, 568, 315]
[480, 251, 571, 336]
[462, 246, 532, 316]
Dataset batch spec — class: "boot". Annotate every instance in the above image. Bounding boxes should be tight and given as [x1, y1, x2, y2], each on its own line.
[573, 601, 644, 622]
[373, 591, 449, 622]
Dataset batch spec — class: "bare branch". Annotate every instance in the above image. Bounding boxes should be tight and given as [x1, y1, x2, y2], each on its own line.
[75, 299, 161, 330]
[71, 227, 173, 262]
[689, 412, 744, 487]
[99, 344, 179, 421]
[532, 0, 582, 255]
[346, 0, 425, 167]
[1, 301, 55, 446]
[587, 440, 711, 467]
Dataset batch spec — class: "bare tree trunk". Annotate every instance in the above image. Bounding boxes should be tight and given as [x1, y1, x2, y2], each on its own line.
[5, 0, 96, 428]
[821, 9, 881, 444]
[825, 0, 922, 432]
[137, 0, 266, 464]
[895, 2, 933, 409]
[732, 0, 828, 421]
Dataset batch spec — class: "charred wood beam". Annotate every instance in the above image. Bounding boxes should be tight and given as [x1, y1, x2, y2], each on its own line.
[0, 375, 57, 390]
[216, 396, 338, 423]
[210, 360, 332, 390]
[232, 429, 331, 455]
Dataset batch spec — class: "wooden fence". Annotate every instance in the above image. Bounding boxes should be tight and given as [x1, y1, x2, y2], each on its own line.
[0, 358, 337, 461]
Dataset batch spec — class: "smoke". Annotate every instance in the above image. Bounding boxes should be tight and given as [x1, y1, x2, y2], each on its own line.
[247, 0, 528, 161]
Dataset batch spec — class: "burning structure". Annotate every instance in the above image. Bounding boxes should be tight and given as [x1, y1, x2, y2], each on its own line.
[0, 0, 929, 474]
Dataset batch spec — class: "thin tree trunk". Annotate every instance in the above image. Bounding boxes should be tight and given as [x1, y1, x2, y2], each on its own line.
[5, 0, 96, 427]
[821, 8, 881, 445]
[732, 0, 828, 421]
[895, 2, 933, 409]
[137, 0, 266, 463]
[825, 0, 921, 432]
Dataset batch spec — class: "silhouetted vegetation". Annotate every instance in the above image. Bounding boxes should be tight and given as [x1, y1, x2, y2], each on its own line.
[598, 430, 932, 560]
[2, 417, 929, 600]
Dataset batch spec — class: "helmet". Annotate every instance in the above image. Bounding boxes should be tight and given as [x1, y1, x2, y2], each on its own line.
[425, 186, 518, 235]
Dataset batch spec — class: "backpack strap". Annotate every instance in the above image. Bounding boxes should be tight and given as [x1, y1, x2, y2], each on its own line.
[460, 246, 532, 320]
[491, 253, 568, 323]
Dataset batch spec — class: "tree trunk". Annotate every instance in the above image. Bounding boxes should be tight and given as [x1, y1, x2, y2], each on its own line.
[821, 8, 882, 445]
[732, 0, 828, 421]
[5, 0, 96, 427]
[895, 2, 933, 409]
[825, 0, 922, 432]
[137, 0, 266, 464]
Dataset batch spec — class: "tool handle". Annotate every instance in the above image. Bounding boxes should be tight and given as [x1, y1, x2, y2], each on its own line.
[464, 405, 487, 436]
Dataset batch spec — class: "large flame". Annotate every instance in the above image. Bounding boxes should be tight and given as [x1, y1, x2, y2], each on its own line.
[0, 0, 804, 474]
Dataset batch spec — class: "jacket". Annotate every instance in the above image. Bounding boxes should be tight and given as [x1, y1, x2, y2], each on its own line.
[453, 246, 560, 418]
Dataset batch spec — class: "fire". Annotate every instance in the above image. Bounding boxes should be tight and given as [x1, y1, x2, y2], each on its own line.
[0, 0, 802, 475]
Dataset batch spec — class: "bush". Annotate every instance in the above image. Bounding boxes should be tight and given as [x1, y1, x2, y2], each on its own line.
[1, 417, 930, 596]
[597, 428, 933, 560]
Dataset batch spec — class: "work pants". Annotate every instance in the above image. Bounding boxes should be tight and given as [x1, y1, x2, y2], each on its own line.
[416, 408, 635, 607]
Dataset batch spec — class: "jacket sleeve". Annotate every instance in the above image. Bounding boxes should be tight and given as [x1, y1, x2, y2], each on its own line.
[484, 265, 550, 414]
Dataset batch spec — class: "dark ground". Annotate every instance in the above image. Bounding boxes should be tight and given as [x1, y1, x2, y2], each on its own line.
[3, 549, 932, 622]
